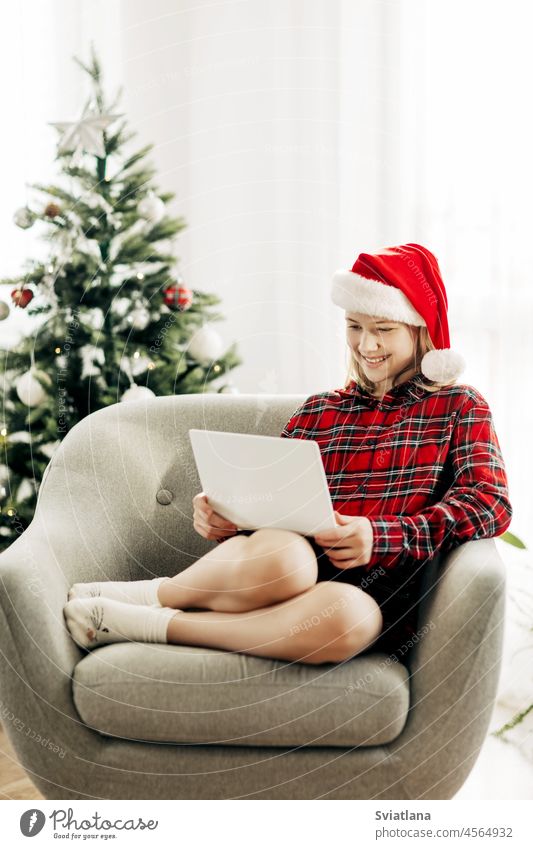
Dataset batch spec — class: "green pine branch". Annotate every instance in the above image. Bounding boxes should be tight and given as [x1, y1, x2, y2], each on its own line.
[114, 143, 155, 177]
[144, 216, 187, 242]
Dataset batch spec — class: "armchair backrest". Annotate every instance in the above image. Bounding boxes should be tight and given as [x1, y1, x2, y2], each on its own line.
[32, 394, 306, 584]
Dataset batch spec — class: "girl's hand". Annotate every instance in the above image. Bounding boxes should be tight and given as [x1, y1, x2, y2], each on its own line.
[192, 492, 239, 541]
[313, 511, 374, 569]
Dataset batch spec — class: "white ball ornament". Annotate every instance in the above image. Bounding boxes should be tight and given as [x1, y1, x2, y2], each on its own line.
[188, 325, 224, 365]
[420, 349, 466, 383]
[15, 369, 52, 407]
[138, 192, 165, 224]
[120, 383, 156, 403]
[0, 300, 10, 321]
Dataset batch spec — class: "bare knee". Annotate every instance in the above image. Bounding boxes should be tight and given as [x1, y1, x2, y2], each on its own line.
[239, 529, 318, 603]
[301, 583, 384, 664]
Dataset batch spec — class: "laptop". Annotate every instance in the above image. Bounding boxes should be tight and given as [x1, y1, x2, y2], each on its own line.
[188, 429, 336, 535]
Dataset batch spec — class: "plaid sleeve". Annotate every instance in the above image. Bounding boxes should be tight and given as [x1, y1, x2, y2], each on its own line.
[279, 401, 309, 438]
[280, 419, 295, 438]
[366, 403, 513, 570]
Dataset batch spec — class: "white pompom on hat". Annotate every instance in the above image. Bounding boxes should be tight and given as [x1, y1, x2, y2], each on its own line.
[331, 242, 465, 382]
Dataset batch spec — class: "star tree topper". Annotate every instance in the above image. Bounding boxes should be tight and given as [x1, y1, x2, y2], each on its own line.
[49, 103, 123, 159]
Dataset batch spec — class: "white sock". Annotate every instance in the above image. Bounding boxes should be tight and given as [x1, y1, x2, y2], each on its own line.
[68, 577, 167, 607]
[63, 597, 179, 650]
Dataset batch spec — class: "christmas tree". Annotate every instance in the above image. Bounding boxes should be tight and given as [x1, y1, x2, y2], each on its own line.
[0, 46, 241, 550]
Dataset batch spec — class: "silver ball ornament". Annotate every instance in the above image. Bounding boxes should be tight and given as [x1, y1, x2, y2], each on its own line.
[13, 206, 36, 229]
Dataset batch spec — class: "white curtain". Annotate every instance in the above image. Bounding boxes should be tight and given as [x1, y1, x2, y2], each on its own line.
[118, 0, 349, 397]
[376, 0, 532, 539]
[1, 0, 530, 538]
[0, 0, 123, 346]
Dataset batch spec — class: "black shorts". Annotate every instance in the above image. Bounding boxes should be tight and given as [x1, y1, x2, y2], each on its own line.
[238, 530, 422, 658]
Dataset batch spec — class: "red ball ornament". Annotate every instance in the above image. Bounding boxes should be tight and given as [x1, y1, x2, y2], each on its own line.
[163, 283, 193, 311]
[11, 287, 34, 308]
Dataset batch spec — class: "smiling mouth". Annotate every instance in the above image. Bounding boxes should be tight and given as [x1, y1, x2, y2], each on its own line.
[361, 355, 390, 365]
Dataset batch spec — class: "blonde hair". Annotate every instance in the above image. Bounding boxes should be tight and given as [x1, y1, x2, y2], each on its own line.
[344, 325, 459, 395]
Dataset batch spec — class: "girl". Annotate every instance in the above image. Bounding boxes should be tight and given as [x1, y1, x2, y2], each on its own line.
[64, 243, 513, 665]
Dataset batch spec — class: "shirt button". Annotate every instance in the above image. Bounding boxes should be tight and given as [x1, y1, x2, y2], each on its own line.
[156, 489, 174, 505]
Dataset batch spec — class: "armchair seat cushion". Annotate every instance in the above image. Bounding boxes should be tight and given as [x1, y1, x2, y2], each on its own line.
[72, 642, 410, 748]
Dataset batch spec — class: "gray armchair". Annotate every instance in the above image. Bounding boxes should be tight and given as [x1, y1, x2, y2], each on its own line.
[0, 394, 506, 799]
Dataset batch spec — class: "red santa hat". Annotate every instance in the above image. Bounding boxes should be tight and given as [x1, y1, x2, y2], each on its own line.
[331, 242, 465, 383]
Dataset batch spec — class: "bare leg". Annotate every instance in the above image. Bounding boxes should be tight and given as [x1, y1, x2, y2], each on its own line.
[158, 529, 319, 613]
[165, 581, 383, 665]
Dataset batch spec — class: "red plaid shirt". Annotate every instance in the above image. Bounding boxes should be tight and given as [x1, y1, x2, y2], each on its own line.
[280, 372, 513, 572]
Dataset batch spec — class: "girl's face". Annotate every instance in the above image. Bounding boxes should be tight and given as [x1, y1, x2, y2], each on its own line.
[345, 312, 418, 391]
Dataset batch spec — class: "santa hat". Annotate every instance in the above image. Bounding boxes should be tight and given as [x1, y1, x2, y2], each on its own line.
[331, 243, 465, 383]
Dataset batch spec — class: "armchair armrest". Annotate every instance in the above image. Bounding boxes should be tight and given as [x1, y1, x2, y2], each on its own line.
[385, 538, 506, 799]
[0, 463, 138, 745]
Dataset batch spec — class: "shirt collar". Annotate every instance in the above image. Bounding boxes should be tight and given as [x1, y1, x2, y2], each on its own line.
[340, 372, 427, 405]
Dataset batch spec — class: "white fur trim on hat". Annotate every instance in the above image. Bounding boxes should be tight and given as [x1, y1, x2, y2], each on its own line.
[421, 349, 466, 383]
[331, 270, 426, 326]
